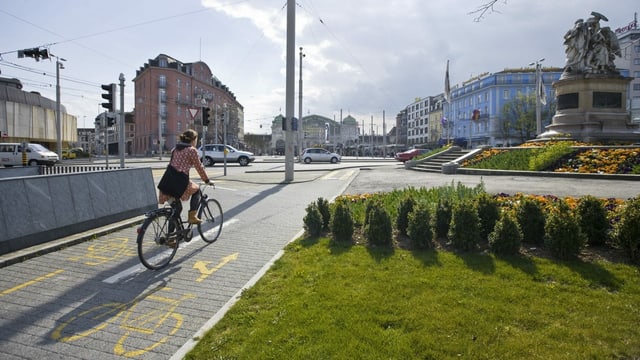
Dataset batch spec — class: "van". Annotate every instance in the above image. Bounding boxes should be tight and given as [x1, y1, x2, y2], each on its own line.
[0, 143, 59, 167]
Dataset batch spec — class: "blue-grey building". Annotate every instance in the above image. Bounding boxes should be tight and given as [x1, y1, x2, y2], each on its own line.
[443, 68, 563, 147]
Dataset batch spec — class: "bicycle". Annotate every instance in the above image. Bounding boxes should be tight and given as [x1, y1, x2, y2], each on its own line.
[137, 183, 223, 270]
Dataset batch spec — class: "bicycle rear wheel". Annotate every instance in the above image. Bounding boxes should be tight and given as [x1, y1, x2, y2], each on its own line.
[137, 212, 179, 270]
[198, 198, 223, 243]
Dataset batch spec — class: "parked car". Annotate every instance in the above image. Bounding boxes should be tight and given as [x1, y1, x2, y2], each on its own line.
[300, 148, 341, 164]
[197, 144, 255, 167]
[61, 149, 76, 159]
[0, 142, 59, 167]
[394, 148, 430, 162]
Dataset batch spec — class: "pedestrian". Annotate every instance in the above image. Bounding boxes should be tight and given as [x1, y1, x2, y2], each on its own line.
[158, 129, 211, 224]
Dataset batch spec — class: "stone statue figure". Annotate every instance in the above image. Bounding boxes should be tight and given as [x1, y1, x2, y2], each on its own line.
[563, 11, 621, 76]
[563, 19, 588, 73]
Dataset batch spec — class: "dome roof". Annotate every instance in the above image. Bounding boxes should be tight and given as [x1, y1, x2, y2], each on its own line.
[342, 115, 357, 125]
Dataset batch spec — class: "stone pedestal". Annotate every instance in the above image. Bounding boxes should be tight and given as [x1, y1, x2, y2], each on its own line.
[537, 74, 640, 142]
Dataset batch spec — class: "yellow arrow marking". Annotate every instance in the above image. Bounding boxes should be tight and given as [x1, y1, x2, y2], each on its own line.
[1, 269, 64, 297]
[193, 253, 239, 282]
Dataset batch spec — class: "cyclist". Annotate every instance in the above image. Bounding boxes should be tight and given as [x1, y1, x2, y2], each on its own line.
[158, 129, 211, 224]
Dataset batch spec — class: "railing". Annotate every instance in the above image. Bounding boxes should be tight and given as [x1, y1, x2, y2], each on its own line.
[39, 165, 125, 175]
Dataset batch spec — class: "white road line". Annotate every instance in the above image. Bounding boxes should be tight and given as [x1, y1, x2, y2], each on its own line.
[103, 218, 239, 284]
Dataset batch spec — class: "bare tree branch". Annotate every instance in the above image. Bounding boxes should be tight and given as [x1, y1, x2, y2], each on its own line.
[468, 0, 507, 22]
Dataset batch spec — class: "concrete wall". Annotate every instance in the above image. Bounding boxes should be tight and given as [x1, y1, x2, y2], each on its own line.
[0, 168, 158, 255]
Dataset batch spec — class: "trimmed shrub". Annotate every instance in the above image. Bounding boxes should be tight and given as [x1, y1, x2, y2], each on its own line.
[396, 196, 416, 237]
[448, 200, 481, 252]
[576, 195, 609, 246]
[476, 193, 501, 243]
[544, 199, 585, 260]
[516, 197, 546, 246]
[316, 197, 331, 231]
[613, 196, 640, 263]
[528, 141, 573, 171]
[434, 199, 452, 239]
[303, 202, 323, 237]
[489, 211, 523, 255]
[407, 204, 433, 249]
[331, 201, 354, 244]
[364, 200, 393, 247]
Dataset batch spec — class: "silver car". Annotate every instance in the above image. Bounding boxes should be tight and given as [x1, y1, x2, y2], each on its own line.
[197, 144, 255, 167]
[300, 148, 341, 164]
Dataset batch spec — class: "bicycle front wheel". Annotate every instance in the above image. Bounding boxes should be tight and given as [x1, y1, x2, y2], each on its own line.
[137, 212, 179, 270]
[198, 198, 223, 243]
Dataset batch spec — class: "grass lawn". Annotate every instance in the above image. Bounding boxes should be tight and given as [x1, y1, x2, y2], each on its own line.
[186, 237, 640, 359]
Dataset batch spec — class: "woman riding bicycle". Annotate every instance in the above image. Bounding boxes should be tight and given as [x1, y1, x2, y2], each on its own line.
[158, 129, 211, 224]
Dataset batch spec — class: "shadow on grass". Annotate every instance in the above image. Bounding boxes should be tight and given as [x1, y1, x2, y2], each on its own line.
[366, 244, 395, 262]
[298, 235, 321, 248]
[497, 253, 539, 276]
[457, 251, 496, 275]
[410, 248, 443, 267]
[564, 258, 624, 292]
[328, 239, 354, 256]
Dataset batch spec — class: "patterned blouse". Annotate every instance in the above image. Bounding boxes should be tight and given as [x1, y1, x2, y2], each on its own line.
[158, 145, 209, 204]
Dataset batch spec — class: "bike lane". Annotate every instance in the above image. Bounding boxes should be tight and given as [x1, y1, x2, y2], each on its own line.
[0, 168, 358, 359]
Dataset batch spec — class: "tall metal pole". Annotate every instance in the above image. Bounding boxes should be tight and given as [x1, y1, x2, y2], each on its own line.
[383, 110, 387, 158]
[284, 0, 295, 182]
[55, 59, 62, 159]
[298, 47, 304, 157]
[119, 73, 125, 168]
[529, 58, 545, 135]
[158, 91, 162, 160]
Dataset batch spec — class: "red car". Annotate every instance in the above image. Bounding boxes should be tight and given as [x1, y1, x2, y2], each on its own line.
[394, 148, 429, 162]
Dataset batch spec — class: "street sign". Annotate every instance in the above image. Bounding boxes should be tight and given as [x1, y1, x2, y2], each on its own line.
[188, 107, 200, 119]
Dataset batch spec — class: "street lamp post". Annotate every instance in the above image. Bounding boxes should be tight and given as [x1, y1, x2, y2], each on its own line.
[119, 73, 125, 168]
[529, 58, 545, 135]
[55, 57, 65, 159]
[298, 47, 305, 157]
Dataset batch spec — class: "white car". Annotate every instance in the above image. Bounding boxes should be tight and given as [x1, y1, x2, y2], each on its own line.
[300, 148, 341, 164]
[197, 144, 255, 167]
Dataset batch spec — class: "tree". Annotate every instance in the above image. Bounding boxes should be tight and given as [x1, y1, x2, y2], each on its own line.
[501, 93, 536, 143]
[469, 0, 506, 22]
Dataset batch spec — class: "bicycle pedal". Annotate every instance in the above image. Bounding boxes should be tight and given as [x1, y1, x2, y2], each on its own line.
[183, 229, 194, 242]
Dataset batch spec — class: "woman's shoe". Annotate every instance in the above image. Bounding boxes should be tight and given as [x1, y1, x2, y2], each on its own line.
[188, 210, 202, 224]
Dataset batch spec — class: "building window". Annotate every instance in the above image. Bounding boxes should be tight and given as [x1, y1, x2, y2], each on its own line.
[634, 71, 640, 78]
[635, 45, 640, 53]
[159, 75, 166, 88]
[633, 83, 640, 91]
[503, 89, 509, 99]
[634, 58, 640, 65]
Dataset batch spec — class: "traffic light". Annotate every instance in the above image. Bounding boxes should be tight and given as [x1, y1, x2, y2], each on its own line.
[18, 47, 49, 61]
[106, 113, 116, 127]
[202, 107, 210, 126]
[101, 83, 116, 112]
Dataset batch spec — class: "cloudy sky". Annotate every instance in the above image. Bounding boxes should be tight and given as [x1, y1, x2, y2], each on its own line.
[1, 0, 637, 133]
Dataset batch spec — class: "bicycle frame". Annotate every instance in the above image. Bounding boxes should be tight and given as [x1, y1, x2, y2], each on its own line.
[137, 183, 222, 270]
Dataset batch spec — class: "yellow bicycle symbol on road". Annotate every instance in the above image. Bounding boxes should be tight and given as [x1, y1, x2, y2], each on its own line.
[68, 237, 136, 266]
[51, 286, 195, 357]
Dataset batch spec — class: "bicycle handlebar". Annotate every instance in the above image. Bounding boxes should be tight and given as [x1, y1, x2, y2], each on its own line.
[198, 182, 215, 190]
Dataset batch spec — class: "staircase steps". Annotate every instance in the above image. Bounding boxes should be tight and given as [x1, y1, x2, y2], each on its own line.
[409, 149, 470, 173]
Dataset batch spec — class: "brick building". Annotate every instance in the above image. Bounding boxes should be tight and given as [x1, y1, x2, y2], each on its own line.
[132, 54, 243, 156]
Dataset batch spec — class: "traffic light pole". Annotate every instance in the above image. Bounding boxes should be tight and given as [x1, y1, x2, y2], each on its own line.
[119, 73, 125, 168]
[104, 111, 109, 168]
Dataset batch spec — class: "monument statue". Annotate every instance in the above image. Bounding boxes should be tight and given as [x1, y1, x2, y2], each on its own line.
[539, 11, 639, 143]
[563, 11, 622, 76]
